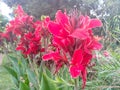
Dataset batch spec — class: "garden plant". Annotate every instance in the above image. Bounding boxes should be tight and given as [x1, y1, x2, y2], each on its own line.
[1, 4, 116, 90]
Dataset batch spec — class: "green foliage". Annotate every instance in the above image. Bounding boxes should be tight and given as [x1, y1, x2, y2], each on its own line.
[3, 52, 75, 90]
[40, 74, 58, 90]
[26, 68, 38, 89]
[85, 50, 120, 90]
[4, 65, 18, 86]
[4, 53, 29, 89]
[0, 14, 8, 32]
[102, 15, 120, 49]
[2, 49, 120, 90]
[0, 66, 14, 90]
[19, 82, 30, 90]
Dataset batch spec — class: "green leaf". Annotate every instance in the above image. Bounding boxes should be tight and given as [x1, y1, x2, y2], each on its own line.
[20, 55, 28, 69]
[4, 65, 18, 86]
[8, 55, 20, 75]
[45, 67, 52, 78]
[8, 55, 18, 64]
[18, 56, 27, 76]
[1, 55, 10, 65]
[38, 65, 43, 81]
[4, 65, 18, 79]
[40, 73, 58, 90]
[55, 77, 74, 90]
[9, 88, 18, 90]
[19, 82, 30, 90]
[58, 86, 72, 90]
[26, 68, 38, 89]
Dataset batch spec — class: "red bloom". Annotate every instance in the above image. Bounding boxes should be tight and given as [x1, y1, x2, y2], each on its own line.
[46, 10, 102, 89]
[70, 16, 102, 40]
[103, 50, 110, 57]
[2, 5, 42, 56]
[16, 32, 41, 55]
[43, 51, 62, 61]
[48, 10, 102, 52]
[70, 49, 92, 89]
[48, 11, 74, 53]
[5, 5, 35, 38]
[2, 32, 10, 40]
[14, 5, 26, 17]
[69, 49, 83, 78]
[42, 48, 68, 73]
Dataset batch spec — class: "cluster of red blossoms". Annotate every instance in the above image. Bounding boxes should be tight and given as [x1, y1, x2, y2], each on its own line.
[43, 10, 102, 88]
[2, 5, 102, 89]
[2, 5, 44, 56]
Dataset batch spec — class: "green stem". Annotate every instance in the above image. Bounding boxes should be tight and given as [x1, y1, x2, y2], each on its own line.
[74, 79, 79, 90]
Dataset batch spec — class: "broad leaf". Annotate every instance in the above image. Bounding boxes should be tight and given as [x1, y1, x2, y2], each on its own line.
[19, 82, 30, 90]
[26, 68, 38, 89]
[8, 55, 20, 76]
[40, 73, 58, 90]
[4, 66, 18, 86]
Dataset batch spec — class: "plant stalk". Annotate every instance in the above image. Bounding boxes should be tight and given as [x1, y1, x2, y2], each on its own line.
[74, 79, 79, 90]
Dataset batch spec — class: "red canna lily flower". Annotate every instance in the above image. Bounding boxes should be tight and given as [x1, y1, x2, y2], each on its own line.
[43, 51, 62, 61]
[69, 49, 92, 89]
[69, 49, 84, 78]
[16, 31, 41, 55]
[70, 15, 102, 40]
[42, 48, 68, 73]
[14, 5, 26, 17]
[46, 10, 102, 89]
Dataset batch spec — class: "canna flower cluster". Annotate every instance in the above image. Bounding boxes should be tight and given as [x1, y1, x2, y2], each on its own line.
[2, 5, 44, 56]
[1, 5, 102, 89]
[43, 10, 102, 88]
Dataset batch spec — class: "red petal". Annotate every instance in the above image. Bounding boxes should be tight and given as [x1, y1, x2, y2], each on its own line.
[53, 37, 68, 52]
[54, 62, 63, 74]
[69, 64, 85, 78]
[70, 29, 89, 40]
[48, 22, 62, 36]
[92, 40, 102, 50]
[89, 19, 102, 28]
[15, 5, 25, 16]
[16, 46, 26, 51]
[81, 68, 87, 89]
[24, 33, 33, 40]
[40, 48, 45, 52]
[42, 52, 61, 61]
[69, 65, 81, 78]
[2, 32, 10, 39]
[71, 49, 83, 65]
[56, 10, 69, 25]
[81, 53, 92, 65]
[88, 39, 102, 50]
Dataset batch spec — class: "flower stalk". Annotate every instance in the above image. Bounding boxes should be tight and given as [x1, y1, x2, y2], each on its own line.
[74, 78, 79, 90]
